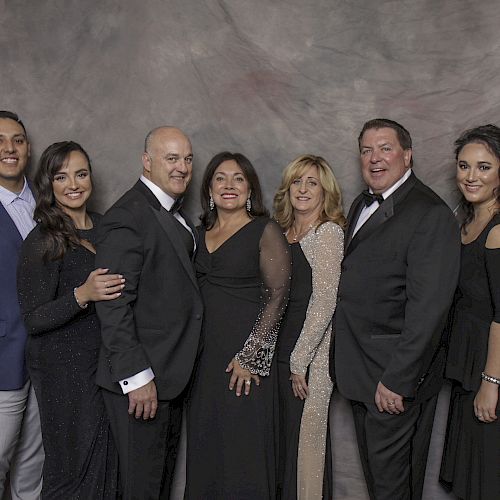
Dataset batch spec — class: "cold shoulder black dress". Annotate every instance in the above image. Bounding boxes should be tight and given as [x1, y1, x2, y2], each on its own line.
[17, 215, 118, 500]
[185, 217, 290, 500]
[440, 214, 500, 500]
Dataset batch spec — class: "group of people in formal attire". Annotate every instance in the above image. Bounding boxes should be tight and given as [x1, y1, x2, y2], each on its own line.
[0, 108, 498, 500]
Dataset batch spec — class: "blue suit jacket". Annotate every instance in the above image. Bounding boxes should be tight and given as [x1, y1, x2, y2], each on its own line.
[0, 202, 29, 390]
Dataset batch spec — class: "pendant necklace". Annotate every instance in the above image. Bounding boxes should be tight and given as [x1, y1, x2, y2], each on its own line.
[290, 223, 315, 242]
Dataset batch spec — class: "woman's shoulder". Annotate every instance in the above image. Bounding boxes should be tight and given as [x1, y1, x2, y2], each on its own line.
[259, 216, 286, 237]
[486, 215, 500, 249]
[20, 224, 47, 261]
[317, 220, 344, 233]
[310, 220, 344, 243]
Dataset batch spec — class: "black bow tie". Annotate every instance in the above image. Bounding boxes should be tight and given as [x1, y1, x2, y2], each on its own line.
[169, 196, 184, 214]
[362, 191, 384, 207]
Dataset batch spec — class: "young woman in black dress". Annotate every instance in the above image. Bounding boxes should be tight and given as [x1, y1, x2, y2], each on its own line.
[185, 152, 290, 500]
[17, 142, 123, 499]
[440, 125, 500, 499]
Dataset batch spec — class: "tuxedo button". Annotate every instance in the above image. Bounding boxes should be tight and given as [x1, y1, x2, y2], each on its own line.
[123, 381, 128, 385]
[195, 314, 201, 320]
[337, 294, 342, 302]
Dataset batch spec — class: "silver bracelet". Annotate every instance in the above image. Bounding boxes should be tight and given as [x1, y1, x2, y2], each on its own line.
[73, 287, 88, 309]
[481, 372, 500, 385]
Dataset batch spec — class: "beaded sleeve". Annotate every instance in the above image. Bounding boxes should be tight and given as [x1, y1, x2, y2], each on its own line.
[235, 220, 291, 376]
[290, 222, 343, 375]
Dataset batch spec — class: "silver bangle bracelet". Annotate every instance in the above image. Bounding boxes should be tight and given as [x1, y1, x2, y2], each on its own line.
[481, 371, 500, 386]
[73, 287, 88, 309]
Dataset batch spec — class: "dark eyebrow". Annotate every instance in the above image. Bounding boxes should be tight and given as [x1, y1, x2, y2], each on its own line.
[0, 133, 27, 139]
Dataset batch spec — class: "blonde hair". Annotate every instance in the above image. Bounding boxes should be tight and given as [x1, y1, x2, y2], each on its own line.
[273, 154, 346, 230]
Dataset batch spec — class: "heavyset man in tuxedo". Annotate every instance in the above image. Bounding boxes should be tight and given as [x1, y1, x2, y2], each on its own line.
[333, 118, 460, 500]
[0, 111, 44, 500]
[96, 126, 202, 499]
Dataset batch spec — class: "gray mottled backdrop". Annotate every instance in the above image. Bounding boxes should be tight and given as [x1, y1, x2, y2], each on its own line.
[3, 1, 500, 498]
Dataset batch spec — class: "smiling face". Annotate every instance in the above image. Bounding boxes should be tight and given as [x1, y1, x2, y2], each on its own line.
[209, 159, 250, 214]
[456, 142, 500, 209]
[142, 127, 193, 199]
[289, 164, 324, 218]
[52, 150, 92, 216]
[0, 117, 30, 191]
[359, 127, 412, 194]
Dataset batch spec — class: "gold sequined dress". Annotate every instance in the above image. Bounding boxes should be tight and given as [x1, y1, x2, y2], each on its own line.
[186, 217, 290, 500]
[277, 221, 343, 500]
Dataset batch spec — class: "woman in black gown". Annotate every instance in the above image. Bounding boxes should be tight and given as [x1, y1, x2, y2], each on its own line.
[440, 125, 500, 500]
[274, 155, 345, 500]
[185, 152, 291, 499]
[17, 142, 122, 499]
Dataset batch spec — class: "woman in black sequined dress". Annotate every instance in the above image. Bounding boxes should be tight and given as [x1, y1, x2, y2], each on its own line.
[17, 142, 122, 499]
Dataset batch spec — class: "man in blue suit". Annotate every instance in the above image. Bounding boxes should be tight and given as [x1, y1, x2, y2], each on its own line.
[0, 111, 43, 500]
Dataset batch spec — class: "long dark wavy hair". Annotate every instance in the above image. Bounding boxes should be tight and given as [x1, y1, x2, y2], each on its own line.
[454, 124, 500, 231]
[33, 141, 92, 261]
[199, 151, 269, 229]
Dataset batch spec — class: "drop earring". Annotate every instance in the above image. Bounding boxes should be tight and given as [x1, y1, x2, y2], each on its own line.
[246, 197, 251, 212]
[209, 196, 215, 210]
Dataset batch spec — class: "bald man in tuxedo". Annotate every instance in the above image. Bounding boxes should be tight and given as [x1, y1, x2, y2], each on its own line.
[96, 126, 203, 499]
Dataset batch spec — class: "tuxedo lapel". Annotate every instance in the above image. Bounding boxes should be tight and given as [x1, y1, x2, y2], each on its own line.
[346, 197, 394, 256]
[180, 209, 200, 261]
[345, 172, 418, 257]
[132, 180, 198, 286]
[150, 206, 198, 289]
[344, 196, 364, 252]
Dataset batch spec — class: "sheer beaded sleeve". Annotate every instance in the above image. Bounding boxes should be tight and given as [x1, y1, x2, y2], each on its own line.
[235, 220, 291, 376]
[17, 227, 85, 335]
[290, 222, 343, 375]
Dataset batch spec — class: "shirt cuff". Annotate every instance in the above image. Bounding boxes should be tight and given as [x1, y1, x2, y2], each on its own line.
[119, 368, 155, 394]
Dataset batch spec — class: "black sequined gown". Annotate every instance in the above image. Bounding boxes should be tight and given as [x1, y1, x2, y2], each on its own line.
[185, 217, 290, 500]
[17, 214, 118, 500]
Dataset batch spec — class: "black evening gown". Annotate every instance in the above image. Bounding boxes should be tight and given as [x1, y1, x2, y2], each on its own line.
[276, 243, 312, 499]
[440, 214, 500, 500]
[17, 214, 119, 500]
[185, 217, 290, 500]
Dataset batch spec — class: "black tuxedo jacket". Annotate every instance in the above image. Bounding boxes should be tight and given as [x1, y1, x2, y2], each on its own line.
[95, 181, 203, 400]
[333, 173, 460, 403]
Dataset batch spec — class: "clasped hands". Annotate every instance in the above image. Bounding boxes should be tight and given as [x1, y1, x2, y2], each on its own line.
[375, 381, 404, 414]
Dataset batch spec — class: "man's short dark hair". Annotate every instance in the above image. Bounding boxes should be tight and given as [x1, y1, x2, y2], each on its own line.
[358, 118, 413, 167]
[0, 110, 27, 136]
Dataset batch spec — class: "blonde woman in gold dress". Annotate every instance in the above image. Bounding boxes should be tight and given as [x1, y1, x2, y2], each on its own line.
[274, 154, 345, 499]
